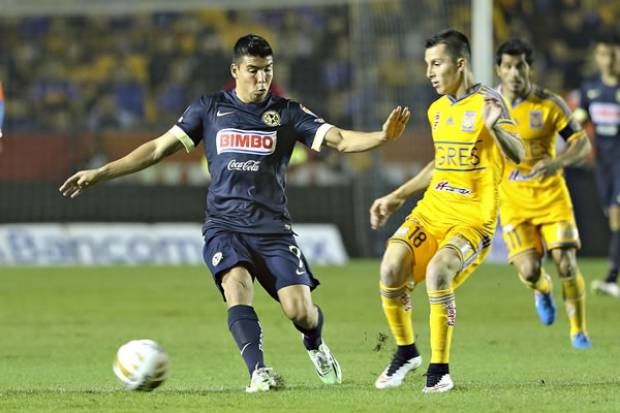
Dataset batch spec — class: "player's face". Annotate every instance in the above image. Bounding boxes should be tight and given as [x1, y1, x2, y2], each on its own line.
[496, 53, 531, 96]
[425, 44, 465, 96]
[231, 55, 274, 103]
[594, 43, 616, 76]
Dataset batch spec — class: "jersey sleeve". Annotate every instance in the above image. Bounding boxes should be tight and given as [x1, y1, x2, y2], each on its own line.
[494, 95, 519, 134]
[169, 96, 212, 152]
[288, 101, 334, 152]
[547, 92, 583, 142]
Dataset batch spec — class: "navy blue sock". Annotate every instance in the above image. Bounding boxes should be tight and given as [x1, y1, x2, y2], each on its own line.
[606, 230, 620, 283]
[294, 305, 323, 351]
[227, 305, 265, 376]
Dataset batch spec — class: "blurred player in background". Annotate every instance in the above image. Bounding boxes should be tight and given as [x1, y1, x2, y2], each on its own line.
[575, 33, 620, 297]
[60, 34, 411, 392]
[495, 39, 592, 348]
[369, 29, 523, 393]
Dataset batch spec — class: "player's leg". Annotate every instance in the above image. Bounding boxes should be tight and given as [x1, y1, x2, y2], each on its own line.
[550, 247, 591, 348]
[593, 205, 620, 296]
[503, 222, 555, 324]
[591, 164, 620, 297]
[375, 241, 422, 389]
[252, 234, 341, 384]
[422, 244, 462, 394]
[278, 284, 341, 384]
[512, 252, 556, 325]
[203, 228, 279, 392]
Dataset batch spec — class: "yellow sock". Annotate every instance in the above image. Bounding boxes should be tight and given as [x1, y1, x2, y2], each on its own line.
[428, 288, 455, 364]
[380, 282, 414, 345]
[562, 273, 587, 336]
[518, 269, 552, 294]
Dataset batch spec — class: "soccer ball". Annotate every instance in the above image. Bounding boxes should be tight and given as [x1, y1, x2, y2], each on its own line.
[113, 339, 170, 391]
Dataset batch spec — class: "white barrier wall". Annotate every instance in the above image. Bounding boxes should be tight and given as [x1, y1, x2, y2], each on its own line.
[0, 223, 349, 266]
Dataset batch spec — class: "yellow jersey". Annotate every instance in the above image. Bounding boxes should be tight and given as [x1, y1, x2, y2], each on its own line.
[414, 84, 517, 237]
[498, 85, 582, 224]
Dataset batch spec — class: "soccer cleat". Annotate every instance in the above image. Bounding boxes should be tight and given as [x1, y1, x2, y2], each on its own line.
[591, 280, 620, 297]
[422, 373, 454, 394]
[245, 367, 284, 393]
[307, 342, 342, 384]
[375, 354, 422, 389]
[571, 332, 592, 350]
[534, 291, 556, 325]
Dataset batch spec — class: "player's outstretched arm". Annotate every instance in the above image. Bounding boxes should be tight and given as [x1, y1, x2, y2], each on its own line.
[531, 133, 591, 179]
[369, 161, 434, 229]
[59, 131, 184, 198]
[482, 94, 524, 164]
[323, 106, 410, 153]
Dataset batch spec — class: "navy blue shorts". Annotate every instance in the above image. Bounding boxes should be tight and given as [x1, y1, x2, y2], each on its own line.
[203, 227, 319, 301]
[595, 151, 620, 208]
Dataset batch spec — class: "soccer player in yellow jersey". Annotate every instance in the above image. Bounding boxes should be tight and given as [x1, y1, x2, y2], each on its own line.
[369, 29, 524, 393]
[495, 39, 592, 349]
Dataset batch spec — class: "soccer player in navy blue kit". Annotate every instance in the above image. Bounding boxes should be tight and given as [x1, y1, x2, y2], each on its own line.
[60, 34, 411, 392]
[575, 34, 620, 297]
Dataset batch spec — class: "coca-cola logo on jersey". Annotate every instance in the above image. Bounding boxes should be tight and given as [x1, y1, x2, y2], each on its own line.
[227, 160, 261, 172]
[216, 128, 277, 155]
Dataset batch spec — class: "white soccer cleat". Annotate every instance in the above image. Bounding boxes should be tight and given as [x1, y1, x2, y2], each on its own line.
[422, 373, 454, 394]
[307, 343, 342, 384]
[591, 280, 620, 297]
[375, 355, 422, 389]
[245, 367, 284, 393]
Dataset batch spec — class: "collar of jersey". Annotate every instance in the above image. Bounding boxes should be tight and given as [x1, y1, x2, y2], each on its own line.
[497, 83, 533, 108]
[447, 83, 481, 104]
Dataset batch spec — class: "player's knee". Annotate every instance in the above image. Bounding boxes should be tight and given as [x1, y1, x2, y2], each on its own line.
[221, 270, 253, 300]
[557, 256, 577, 279]
[517, 260, 541, 284]
[280, 296, 315, 326]
[380, 258, 408, 288]
[426, 253, 460, 290]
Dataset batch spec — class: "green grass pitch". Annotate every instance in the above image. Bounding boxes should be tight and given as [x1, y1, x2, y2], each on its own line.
[1, 259, 619, 412]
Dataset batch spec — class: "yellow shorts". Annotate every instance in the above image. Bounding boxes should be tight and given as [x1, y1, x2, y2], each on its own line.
[388, 214, 492, 290]
[502, 219, 580, 261]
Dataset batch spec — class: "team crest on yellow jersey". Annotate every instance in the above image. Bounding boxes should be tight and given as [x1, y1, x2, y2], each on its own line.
[529, 111, 543, 129]
[461, 111, 476, 131]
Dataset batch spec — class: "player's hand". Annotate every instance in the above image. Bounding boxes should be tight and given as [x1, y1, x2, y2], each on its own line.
[381, 106, 411, 142]
[59, 169, 101, 198]
[369, 194, 405, 230]
[482, 94, 503, 130]
[531, 158, 561, 179]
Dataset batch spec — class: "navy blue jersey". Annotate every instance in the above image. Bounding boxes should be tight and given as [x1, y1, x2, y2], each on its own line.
[170, 90, 333, 234]
[579, 75, 620, 161]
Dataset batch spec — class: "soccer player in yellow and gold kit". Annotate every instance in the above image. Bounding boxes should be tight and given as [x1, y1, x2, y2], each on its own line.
[495, 39, 592, 349]
[369, 29, 524, 393]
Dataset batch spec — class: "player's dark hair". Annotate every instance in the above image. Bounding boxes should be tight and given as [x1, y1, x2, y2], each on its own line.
[495, 38, 534, 66]
[233, 34, 273, 62]
[425, 29, 471, 61]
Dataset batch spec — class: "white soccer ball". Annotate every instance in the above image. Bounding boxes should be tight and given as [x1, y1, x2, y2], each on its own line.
[113, 339, 170, 391]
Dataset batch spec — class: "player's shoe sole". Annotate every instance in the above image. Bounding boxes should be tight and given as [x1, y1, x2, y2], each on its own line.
[375, 355, 422, 389]
[534, 291, 556, 325]
[307, 342, 342, 384]
[245, 367, 284, 393]
[423, 373, 454, 393]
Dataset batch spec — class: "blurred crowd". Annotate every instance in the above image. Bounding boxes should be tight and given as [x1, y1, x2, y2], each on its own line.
[0, 0, 617, 183]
